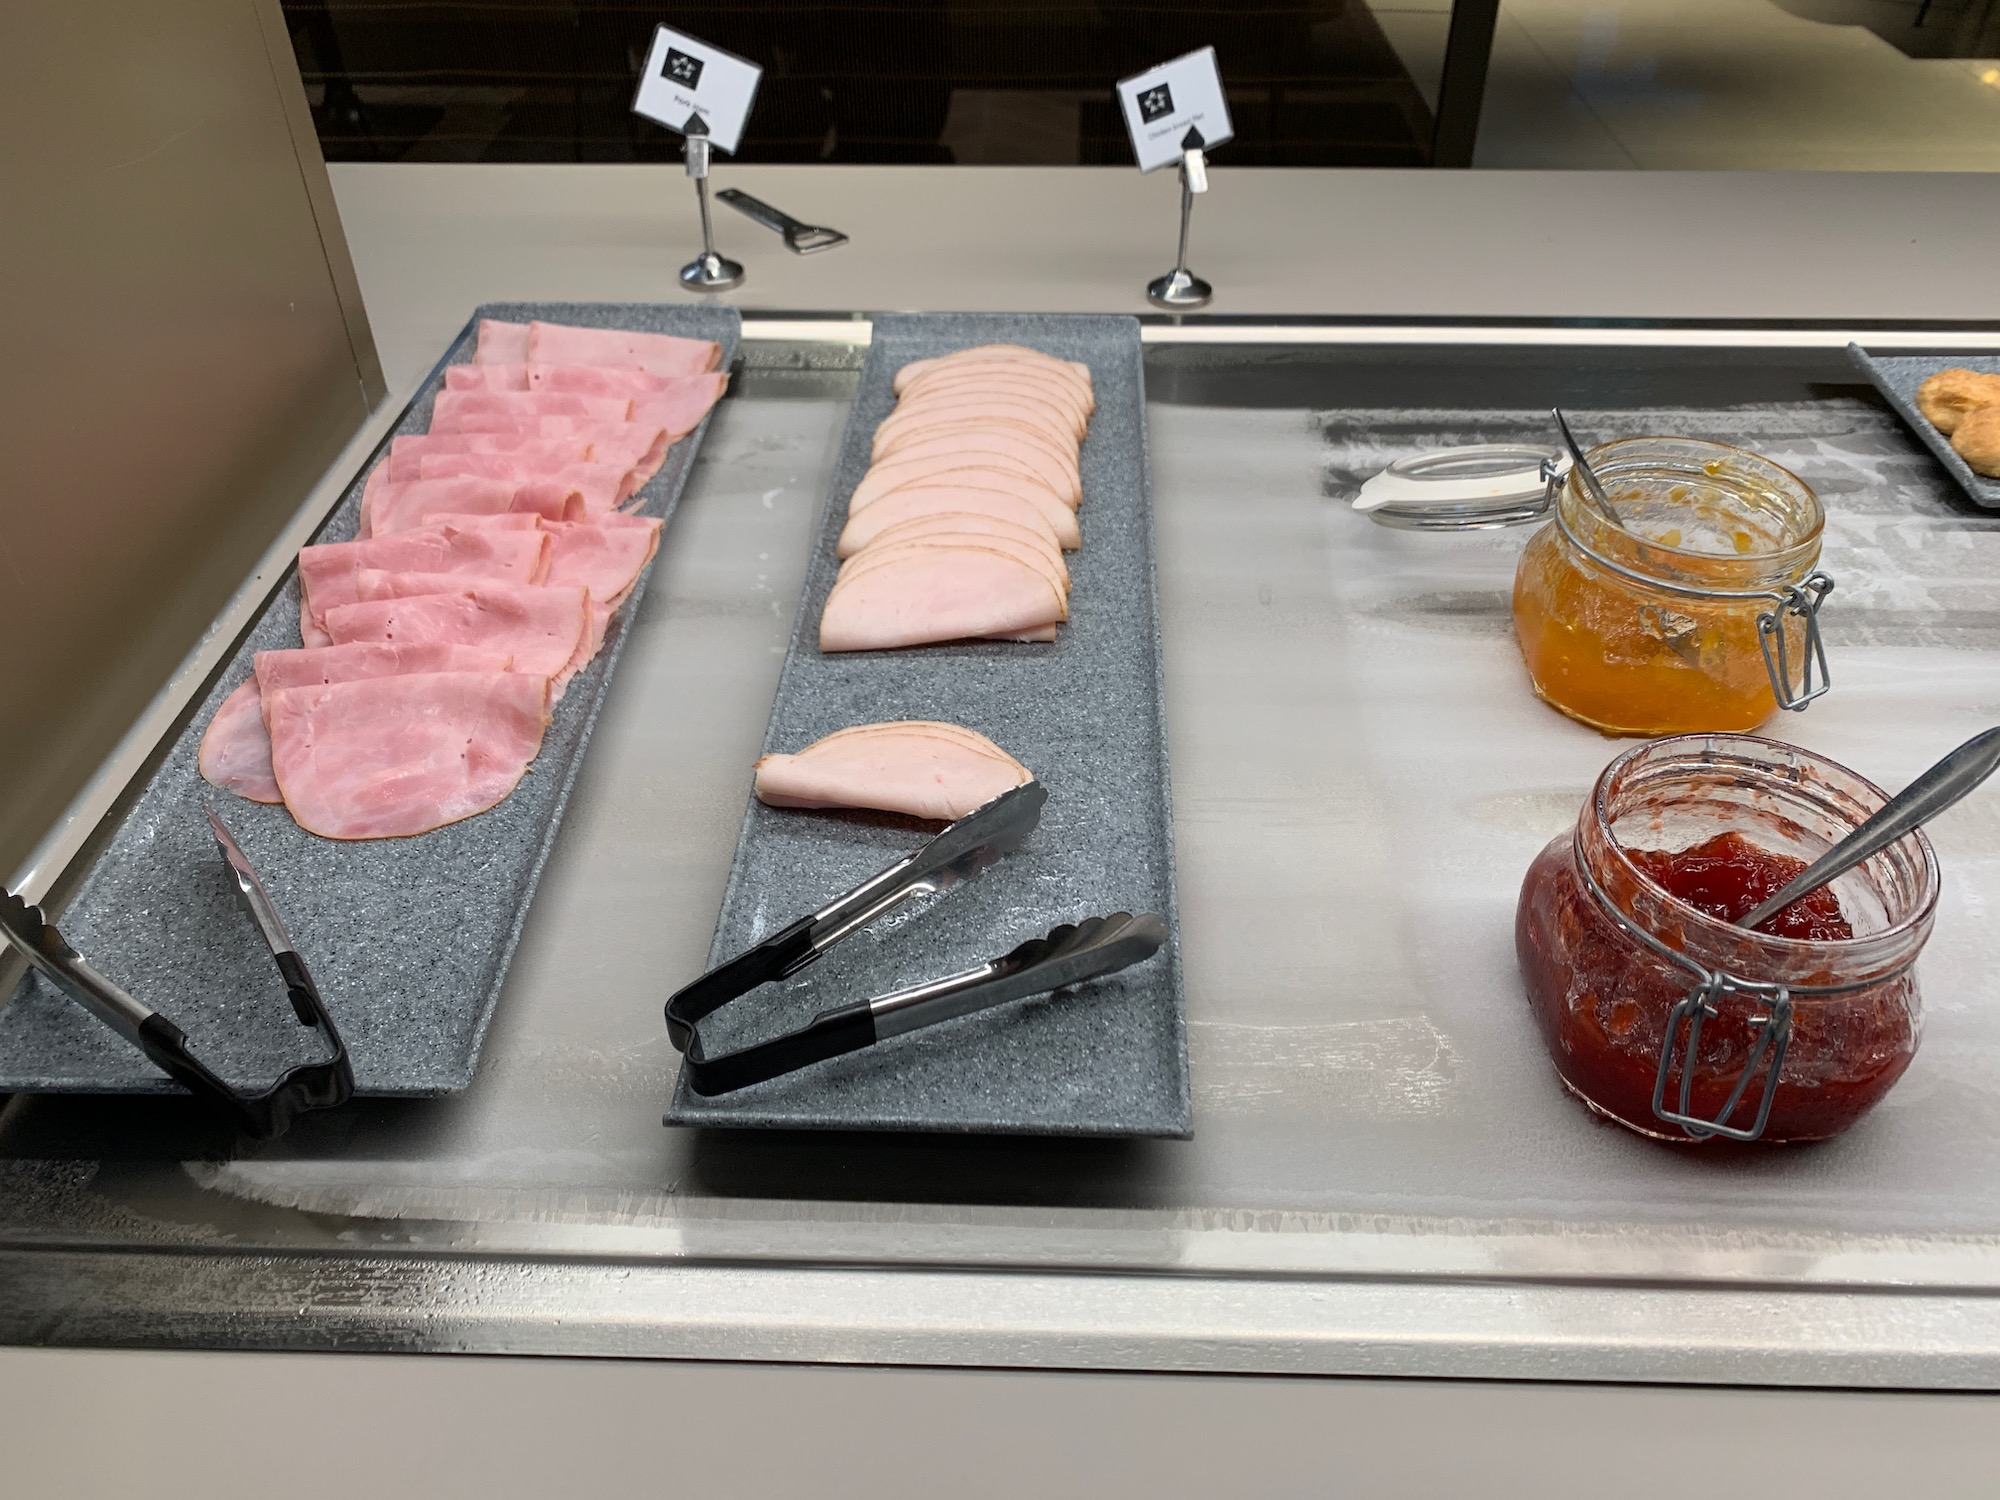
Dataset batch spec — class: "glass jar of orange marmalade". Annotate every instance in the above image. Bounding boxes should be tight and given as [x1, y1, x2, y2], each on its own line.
[1517, 735, 1937, 1143]
[1512, 438, 1834, 736]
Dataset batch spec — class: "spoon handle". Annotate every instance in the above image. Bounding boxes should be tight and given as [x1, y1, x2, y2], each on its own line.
[1738, 726, 2000, 932]
[1550, 408, 1624, 529]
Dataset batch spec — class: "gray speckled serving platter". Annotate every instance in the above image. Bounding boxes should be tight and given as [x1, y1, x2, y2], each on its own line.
[0, 302, 739, 1096]
[1848, 345, 2000, 508]
[666, 313, 1190, 1137]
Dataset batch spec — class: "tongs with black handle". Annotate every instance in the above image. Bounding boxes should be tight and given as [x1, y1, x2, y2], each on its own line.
[666, 782, 1169, 1095]
[0, 810, 352, 1138]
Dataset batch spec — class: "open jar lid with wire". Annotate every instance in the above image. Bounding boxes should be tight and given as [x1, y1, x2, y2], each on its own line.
[1351, 443, 1562, 531]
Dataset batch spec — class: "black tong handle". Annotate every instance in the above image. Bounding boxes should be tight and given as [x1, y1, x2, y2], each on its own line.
[665, 911, 1170, 1096]
[1, 886, 353, 1141]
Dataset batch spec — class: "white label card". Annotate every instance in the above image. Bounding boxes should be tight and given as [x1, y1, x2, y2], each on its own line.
[1115, 46, 1233, 173]
[631, 25, 762, 155]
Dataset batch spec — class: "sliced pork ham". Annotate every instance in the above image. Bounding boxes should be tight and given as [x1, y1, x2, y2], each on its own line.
[266, 671, 553, 840]
[629, 374, 729, 439]
[431, 390, 633, 430]
[525, 321, 721, 377]
[820, 547, 1064, 652]
[417, 454, 637, 509]
[200, 642, 518, 804]
[364, 472, 585, 537]
[445, 363, 531, 392]
[755, 721, 1033, 822]
[323, 584, 591, 687]
[257, 641, 514, 693]
[475, 318, 532, 363]
[389, 435, 590, 483]
[298, 525, 550, 643]
[199, 680, 283, 803]
[541, 514, 663, 607]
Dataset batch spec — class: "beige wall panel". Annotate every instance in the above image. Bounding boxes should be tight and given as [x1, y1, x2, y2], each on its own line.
[0, 1, 377, 876]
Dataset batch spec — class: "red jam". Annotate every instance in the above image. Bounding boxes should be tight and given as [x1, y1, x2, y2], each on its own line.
[1627, 831, 1852, 942]
[1517, 833, 1921, 1143]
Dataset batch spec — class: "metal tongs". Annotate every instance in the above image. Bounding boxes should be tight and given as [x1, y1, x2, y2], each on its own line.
[0, 810, 353, 1138]
[665, 782, 1169, 1095]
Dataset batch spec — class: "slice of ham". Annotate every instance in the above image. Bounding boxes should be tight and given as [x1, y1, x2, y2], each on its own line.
[541, 514, 663, 609]
[445, 363, 531, 392]
[754, 720, 1033, 821]
[475, 319, 531, 363]
[574, 423, 671, 483]
[432, 390, 633, 430]
[838, 483, 1075, 555]
[630, 373, 729, 438]
[256, 640, 514, 693]
[365, 472, 585, 537]
[418, 454, 636, 509]
[266, 671, 553, 840]
[198, 679, 283, 803]
[199, 642, 520, 804]
[298, 526, 550, 643]
[526, 321, 722, 377]
[389, 435, 589, 483]
[819, 547, 1065, 652]
[324, 585, 591, 688]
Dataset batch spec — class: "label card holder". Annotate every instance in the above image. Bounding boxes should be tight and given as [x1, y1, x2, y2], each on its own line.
[1115, 46, 1233, 173]
[632, 25, 763, 155]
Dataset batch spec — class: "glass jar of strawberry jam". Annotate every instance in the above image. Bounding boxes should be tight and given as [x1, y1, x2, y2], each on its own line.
[1516, 734, 1938, 1143]
[1512, 438, 1834, 736]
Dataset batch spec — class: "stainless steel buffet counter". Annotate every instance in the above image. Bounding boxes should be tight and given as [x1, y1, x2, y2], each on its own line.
[9, 319, 2000, 1392]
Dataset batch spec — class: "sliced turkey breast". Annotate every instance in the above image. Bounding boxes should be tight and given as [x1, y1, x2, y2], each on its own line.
[819, 547, 1065, 651]
[755, 720, 1032, 821]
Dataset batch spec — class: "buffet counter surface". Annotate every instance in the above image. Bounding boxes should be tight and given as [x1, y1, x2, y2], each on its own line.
[7, 164, 2000, 1492]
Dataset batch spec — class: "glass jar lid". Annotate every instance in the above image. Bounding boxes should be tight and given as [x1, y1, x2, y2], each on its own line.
[1352, 444, 1561, 531]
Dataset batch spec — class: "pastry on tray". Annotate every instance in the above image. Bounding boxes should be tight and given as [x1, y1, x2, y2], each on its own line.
[1952, 403, 2000, 478]
[1915, 367, 2000, 436]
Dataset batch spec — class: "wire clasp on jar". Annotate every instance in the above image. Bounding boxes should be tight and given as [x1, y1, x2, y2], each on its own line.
[1756, 573, 1834, 711]
[1572, 846, 1911, 1143]
[1651, 976, 1793, 1141]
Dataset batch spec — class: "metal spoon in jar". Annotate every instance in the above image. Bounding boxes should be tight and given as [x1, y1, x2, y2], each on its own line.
[1738, 726, 2000, 933]
[1551, 408, 1626, 530]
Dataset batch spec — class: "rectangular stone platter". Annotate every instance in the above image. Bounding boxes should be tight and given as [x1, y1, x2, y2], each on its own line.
[667, 313, 1191, 1137]
[0, 302, 741, 1096]
[1848, 345, 2000, 508]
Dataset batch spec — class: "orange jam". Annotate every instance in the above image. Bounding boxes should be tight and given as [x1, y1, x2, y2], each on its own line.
[1511, 438, 1825, 737]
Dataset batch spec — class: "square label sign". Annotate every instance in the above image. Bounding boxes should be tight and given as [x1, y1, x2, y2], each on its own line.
[1115, 46, 1233, 172]
[631, 25, 762, 155]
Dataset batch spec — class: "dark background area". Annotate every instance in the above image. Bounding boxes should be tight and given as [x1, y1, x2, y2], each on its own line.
[282, 1, 1445, 167]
